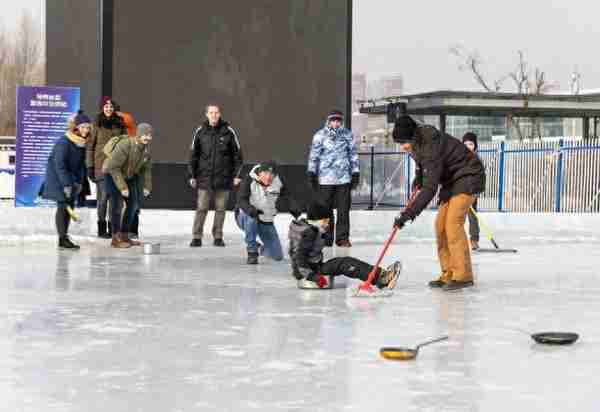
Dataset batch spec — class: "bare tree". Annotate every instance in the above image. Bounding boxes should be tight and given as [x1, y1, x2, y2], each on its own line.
[450, 46, 558, 139]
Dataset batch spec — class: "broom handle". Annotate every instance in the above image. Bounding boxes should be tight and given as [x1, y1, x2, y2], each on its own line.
[363, 189, 419, 286]
[364, 226, 398, 285]
[469, 206, 500, 249]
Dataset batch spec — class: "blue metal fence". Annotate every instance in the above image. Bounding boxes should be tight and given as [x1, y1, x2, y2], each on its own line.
[353, 140, 600, 213]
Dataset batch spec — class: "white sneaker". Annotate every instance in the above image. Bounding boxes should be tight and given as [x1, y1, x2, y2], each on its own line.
[379, 261, 402, 289]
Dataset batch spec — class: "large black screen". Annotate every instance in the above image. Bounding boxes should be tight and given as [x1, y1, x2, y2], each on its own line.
[112, 0, 349, 164]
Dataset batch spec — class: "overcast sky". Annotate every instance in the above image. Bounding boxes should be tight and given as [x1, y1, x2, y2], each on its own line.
[353, 0, 600, 94]
[1, 0, 43, 30]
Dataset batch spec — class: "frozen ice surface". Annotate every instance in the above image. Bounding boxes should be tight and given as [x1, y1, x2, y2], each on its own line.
[1, 215, 600, 411]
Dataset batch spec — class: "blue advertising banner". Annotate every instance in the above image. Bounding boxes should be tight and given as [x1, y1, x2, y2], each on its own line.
[14, 86, 80, 207]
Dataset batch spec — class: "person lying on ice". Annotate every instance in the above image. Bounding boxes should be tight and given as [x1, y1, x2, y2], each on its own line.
[288, 199, 401, 289]
[392, 115, 485, 291]
[236, 161, 301, 264]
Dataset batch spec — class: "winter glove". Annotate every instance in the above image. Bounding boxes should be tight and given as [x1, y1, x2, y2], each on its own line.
[121, 189, 129, 198]
[351, 172, 360, 190]
[87, 167, 95, 182]
[143, 189, 150, 198]
[307, 172, 319, 190]
[189, 178, 197, 189]
[394, 214, 409, 229]
[63, 186, 73, 200]
[248, 206, 264, 219]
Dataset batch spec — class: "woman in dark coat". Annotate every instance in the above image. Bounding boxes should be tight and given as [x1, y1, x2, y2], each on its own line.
[42, 111, 91, 249]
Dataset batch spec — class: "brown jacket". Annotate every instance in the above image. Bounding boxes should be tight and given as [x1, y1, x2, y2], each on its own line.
[102, 138, 152, 193]
[403, 125, 485, 221]
[86, 114, 127, 178]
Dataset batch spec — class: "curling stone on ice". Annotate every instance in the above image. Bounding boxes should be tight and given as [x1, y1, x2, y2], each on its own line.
[143, 242, 160, 255]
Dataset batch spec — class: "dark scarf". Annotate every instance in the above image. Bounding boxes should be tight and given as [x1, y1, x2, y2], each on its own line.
[96, 113, 124, 130]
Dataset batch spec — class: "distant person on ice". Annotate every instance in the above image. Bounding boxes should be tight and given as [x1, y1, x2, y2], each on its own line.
[288, 198, 401, 289]
[462, 132, 481, 251]
[307, 109, 359, 248]
[236, 161, 300, 264]
[188, 104, 243, 248]
[103, 123, 154, 248]
[41, 110, 91, 250]
[392, 116, 485, 291]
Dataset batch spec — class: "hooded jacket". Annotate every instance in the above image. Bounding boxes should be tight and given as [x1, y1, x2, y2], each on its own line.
[402, 125, 486, 222]
[236, 164, 298, 223]
[102, 137, 152, 193]
[307, 120, 359, 185]
[42, 131, 86, 202]
[188, 119, 243, 190]
[288, 218, 325, 280]
[86, 113, 127, 178]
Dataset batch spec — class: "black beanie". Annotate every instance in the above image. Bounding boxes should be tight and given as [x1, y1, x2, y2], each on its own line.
[392, 115, 418, 143]
[256, 161, 277, 174]
[307, 199, 330, 220]
[462, 132, 478, 150]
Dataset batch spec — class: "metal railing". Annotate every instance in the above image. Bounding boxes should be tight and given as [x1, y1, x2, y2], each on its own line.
[353, 139, 600, 213]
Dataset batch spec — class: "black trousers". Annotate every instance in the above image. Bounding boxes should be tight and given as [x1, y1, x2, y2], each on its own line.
[320, 257, 374, 281]
[466, 198, 480, 241]
[319, 183, 352, 243]
[55, 199, 75, 237]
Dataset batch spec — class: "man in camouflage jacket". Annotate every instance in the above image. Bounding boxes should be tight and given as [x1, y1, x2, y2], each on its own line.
[307, 110, 359, 247]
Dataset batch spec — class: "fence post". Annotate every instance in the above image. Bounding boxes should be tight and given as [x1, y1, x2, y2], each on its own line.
[555, 139, 564, 212]
[368, 145, 374, 210]
[497, 142, 505, 212]
[405, 154, 411, 206]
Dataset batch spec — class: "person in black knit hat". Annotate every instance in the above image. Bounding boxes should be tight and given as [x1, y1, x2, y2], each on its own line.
[462, 132, 481, 250]
[288, 195, 401, 289]
[41, 110, 91, 249]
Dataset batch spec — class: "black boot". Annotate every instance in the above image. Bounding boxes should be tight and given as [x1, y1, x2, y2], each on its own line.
[97, 221, 110, 239]
[247, 252, 259, 265]
[59, 236, 80, 250]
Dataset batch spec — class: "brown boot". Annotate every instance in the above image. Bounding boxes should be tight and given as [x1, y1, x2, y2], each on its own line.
[122, 232, 141, 246]
[428, 271, 452, 288]
[111, 233, 131, 249]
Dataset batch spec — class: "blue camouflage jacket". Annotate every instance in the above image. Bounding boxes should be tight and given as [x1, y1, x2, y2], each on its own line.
[307, 124, 359, 185]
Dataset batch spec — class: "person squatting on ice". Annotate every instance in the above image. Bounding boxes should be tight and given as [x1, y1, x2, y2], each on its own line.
[188, 105, 243, 248]
[102, 123, 154, 249]
[86, 96, 127, 239]
[307, 109, 359, 248]
[392, 115, 486, 291]
[41, 110, 91, 250]
[288, 198, 401, 289]
[235, 161, 301, 265]
[462, 132, 481, 251]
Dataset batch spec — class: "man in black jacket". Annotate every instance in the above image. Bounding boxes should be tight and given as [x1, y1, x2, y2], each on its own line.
[392, 115, 485, 291]
[188, 105, 243, 247]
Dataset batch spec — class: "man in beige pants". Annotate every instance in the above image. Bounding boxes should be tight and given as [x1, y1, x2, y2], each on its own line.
[392, 114, 485, 291]
[188, 105, 243, 247]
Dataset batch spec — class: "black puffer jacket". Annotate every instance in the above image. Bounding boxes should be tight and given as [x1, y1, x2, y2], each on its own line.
[402, 125, 485, 221]
[188, 119, 243, 190]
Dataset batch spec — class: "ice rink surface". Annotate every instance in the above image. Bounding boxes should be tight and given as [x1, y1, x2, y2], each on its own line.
[1, 225, 599, 411]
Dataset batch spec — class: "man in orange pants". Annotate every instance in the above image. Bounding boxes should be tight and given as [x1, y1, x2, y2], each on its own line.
[392, 115, 486, 291]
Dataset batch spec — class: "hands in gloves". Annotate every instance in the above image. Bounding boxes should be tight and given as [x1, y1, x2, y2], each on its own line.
[307, 172, 319, 190]
[394, 214, 409, 229]
[351, 172, 360, 190]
